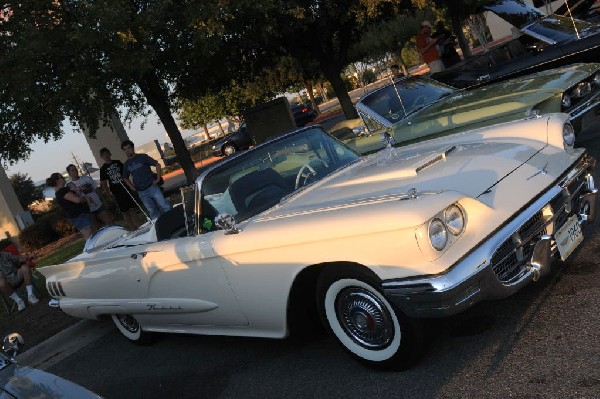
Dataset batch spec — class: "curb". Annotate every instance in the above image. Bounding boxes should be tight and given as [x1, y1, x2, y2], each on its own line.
[18, 318, 113, 370]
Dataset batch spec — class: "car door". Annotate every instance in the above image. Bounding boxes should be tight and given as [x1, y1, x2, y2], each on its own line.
[131, 234, 248, 327]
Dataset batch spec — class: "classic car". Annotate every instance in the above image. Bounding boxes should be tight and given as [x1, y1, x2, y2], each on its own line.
[349, 63, 600, 155]
[41, 113, 597, 370]
[0, 333, 100, 398]
[430, 0, 600, 89]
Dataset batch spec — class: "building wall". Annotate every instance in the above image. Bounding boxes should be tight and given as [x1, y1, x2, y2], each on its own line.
[0, 167, 24, 239]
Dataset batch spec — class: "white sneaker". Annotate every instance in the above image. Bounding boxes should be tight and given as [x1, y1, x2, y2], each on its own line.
[28, 294, 39, 305]
[15, 298, 25, 312]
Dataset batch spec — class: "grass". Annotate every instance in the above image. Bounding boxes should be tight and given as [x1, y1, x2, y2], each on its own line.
[35, 239, 85, 268]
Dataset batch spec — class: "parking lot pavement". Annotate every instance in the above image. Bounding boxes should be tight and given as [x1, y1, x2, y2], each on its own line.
[19, 319, 112, 370]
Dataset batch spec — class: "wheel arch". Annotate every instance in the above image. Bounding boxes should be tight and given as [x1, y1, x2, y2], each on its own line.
[286, 261, 376, 337]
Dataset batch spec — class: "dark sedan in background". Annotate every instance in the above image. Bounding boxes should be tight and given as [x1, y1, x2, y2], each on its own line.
[290, 102, 318, 126]
[211, 122, 253, 157]
[431, 0, 600, 89]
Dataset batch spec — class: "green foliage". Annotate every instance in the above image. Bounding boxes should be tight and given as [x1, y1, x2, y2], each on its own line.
[17, 208, 79, 251]
[362, 69, 378, 85]
[9, 173, 44, 209]
[18, 221, 59, 252]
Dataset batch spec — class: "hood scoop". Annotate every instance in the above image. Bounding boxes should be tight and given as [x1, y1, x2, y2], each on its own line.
[377, 145, 457, 175]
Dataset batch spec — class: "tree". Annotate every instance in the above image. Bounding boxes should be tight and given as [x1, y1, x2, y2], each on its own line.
[10, 173, 43, 209]
[266, 0, 415, 120]
[0, 1, 227, 185]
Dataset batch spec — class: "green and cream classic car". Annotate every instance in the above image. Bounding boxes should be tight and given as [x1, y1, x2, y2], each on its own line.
[41, 113, 597, 370]
[348, 63, 600, 155]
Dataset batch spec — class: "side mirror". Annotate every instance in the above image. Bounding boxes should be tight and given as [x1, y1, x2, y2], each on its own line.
[215, 214, 240, 235]
[2, 333, 24, 361]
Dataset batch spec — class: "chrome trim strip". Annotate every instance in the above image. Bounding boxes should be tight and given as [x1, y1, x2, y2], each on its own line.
[568, 98, 600, 121]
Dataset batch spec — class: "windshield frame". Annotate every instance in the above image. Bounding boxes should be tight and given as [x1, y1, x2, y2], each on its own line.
[194, 126, 360, 233]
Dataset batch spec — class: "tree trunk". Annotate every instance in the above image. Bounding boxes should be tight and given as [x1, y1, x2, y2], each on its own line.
[203, 124, 209, 137]
[451, 15, 471, 59]
[304, 79, 320, 115]
[321, 65, 358, 120]
[217, 120, 226, 135]
[138, 73, 196, 185]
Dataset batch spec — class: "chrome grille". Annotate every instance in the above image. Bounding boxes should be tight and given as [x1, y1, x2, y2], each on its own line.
[491, 211, 546, 283]
[490, 164, 592, 285]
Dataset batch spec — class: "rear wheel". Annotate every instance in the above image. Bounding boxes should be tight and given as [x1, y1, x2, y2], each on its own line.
[316, 266, 423, 370]
[223, 144, 236, 156]
[111, 314, 153, 345]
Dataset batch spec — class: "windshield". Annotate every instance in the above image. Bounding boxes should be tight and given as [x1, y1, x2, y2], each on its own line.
[200, 128, 358, 223]
[524, 15, 592, 43]
[360, 78, 454, 124]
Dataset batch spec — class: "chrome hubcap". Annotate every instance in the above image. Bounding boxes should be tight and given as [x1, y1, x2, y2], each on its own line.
[335, 287, 394, 349]
[117, 314, 139, 333]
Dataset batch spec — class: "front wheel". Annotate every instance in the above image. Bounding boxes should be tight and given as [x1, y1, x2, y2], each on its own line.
[111, 314, 153, 345]
[316, 267, 423, 370]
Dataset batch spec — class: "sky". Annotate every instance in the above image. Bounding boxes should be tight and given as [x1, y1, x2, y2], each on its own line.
[5, 111, 197, 185]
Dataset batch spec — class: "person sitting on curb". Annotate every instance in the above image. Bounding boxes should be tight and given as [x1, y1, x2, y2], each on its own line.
[0, 251, 39, 311]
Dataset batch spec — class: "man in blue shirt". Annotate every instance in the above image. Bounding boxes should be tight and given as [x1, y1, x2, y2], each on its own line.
[121, 140, 171, 220]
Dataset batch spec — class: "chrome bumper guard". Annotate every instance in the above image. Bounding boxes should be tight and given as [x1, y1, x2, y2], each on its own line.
[383, 154, 597, 318]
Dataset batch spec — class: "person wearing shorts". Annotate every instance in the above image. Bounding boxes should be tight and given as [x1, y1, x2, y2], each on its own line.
[46, 172, 94, 238]
[0, 251, 39, 311]
[66, 164, 113, 229]
[99, 148, 144, 230]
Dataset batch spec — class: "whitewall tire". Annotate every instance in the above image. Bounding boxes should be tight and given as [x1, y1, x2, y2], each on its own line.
[316, 267, 422, 370]
[111, 314, 153, 345]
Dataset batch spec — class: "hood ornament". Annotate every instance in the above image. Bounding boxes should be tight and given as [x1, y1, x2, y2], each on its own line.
[407, 188, 419, 199]
[527, 162, 549, 180]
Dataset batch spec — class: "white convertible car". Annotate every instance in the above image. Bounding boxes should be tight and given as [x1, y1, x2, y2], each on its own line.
[41, 113, 597, 370]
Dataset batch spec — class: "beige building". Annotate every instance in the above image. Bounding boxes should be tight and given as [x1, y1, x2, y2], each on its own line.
[0, 166, 25, 239]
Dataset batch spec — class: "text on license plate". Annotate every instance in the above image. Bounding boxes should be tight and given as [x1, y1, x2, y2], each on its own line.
[555, 215, 583, 261]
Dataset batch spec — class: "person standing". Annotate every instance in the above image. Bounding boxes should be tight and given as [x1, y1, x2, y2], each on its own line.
[99, 148, 143, 230]
[416, 20, 445, 74]
[121, 140, 171, 220]
[433, 21, 461, 68]
[66, 164, 113, 229]
[46, 172, 94, 238]
[389, 64, 404, 80]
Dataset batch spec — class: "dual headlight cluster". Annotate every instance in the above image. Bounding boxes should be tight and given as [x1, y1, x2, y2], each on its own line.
[428, 204, 466, 251]
[561, 72, 600, 109]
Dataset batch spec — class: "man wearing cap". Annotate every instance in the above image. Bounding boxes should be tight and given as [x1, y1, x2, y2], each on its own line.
[417, 20, 445, 73]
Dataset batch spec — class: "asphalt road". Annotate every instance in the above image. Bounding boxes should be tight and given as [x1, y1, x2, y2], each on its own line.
[37, 120, 600, 398]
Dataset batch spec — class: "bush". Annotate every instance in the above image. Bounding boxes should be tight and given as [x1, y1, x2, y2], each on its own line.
[362, 69, 377, 85]
[37, 209, 78, 237]
[19, 221, 59, 251]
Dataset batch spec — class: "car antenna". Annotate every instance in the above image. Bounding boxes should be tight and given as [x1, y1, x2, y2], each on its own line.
[563, 0, 581, 39]
[389, 76, 407, 116]
[119, 180, 153, 224]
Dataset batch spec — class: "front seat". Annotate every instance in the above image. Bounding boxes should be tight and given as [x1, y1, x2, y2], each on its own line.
[229, 168, 289, 220]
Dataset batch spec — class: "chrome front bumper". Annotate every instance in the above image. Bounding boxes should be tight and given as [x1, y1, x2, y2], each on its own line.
[383, 154, 597, 318]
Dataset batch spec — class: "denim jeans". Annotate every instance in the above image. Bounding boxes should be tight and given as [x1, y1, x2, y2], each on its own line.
[138, 185, 171, 220]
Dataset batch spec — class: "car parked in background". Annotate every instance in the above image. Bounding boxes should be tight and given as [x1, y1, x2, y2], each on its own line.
[0, 333, 100, 398]
[290, 102, 318, 126]
[41, 113, 597, 370]
[211, 122, 253, 157]
[347, 63, 600, 155]
[430, 0, 600, 89]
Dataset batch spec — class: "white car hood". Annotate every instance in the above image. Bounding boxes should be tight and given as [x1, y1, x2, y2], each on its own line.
[266, 136, 546, 219]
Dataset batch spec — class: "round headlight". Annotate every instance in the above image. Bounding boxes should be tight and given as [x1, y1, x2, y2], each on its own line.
[563, 123, 575, 150]
[594, 73, 600, 86]
[444, 204, 465, 236]
[562, 94, 571, 109]
[429, 218, 448, 251]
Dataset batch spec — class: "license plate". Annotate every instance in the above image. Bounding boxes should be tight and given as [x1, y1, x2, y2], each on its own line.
[555, 215, 583, 261]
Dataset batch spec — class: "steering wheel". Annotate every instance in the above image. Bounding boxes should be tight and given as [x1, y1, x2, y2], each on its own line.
[295, 158, 329, 189]
[410, 95, 427, 111]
